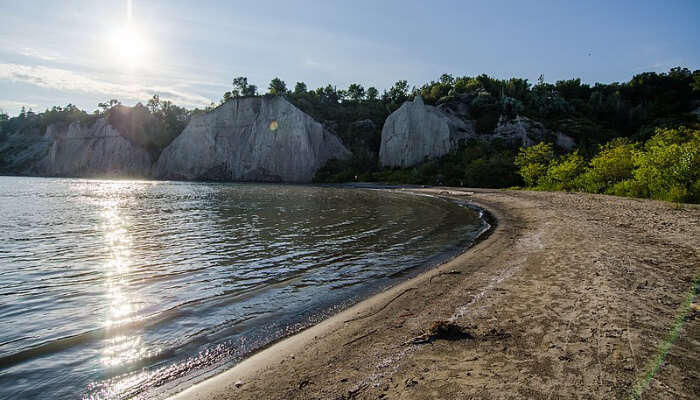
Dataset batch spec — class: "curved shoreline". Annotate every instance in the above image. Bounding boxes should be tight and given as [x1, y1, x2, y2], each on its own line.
[169, 189, 700, 399]
[164, 189, 494, 399]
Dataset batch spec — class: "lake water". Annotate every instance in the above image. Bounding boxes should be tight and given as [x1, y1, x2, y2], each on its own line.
[0, 177, 488, 399]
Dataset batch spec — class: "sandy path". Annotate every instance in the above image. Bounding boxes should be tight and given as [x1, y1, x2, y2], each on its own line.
[171, 189, 699, 399]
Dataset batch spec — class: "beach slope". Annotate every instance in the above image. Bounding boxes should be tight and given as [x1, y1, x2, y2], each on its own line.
[171, 189, 699, 399]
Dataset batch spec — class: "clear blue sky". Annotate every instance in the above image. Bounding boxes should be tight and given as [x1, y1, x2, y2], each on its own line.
[1, 0, 698, 115]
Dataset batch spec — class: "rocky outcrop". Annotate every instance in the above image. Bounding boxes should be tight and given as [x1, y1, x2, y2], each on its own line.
[154, 96, 351, 182]
[378, 97, 577, 168]
[0, 130, 53, 175]
[379, 96, 474, 168]
[0, 118, 153, 177]
[38, 119, 153, 177]
[493, 116, 576, 150]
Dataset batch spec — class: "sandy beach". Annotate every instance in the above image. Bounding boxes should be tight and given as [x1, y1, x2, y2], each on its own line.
[170, 189, 699, 400]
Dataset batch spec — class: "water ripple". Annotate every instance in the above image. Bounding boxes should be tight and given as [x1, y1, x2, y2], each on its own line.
[0, 177, 485, 400]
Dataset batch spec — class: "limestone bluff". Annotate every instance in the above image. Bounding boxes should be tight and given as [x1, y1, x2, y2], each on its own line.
[0, 95, 576, 182]
[0, 96, 351, 183]
[154, 96, 350, 182]
[378, 96, 575, 168]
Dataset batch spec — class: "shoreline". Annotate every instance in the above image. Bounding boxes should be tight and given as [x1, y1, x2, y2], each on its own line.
[168, 189, 700, 399]
[166, 189, 494, 399]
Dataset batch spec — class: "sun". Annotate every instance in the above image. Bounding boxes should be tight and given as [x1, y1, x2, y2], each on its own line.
[110, 26, 149, 68]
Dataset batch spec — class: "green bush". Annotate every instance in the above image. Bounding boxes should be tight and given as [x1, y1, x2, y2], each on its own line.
[517, 126, 700, 203]
[514, 142, 554, 186]
[578, 138, 637, 193]
[631, 126, 700, 202]
[537, 151, 586, 191]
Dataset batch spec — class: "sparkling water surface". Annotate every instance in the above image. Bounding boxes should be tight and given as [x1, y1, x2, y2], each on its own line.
[0, 177, 486, 399]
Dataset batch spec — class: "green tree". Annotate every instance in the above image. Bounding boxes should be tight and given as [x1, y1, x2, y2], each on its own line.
[385, 80, 410, 104]
[439, 73, 455, 86]
[514, 142, 554, 187]
[318, 85, 339, 103]
[347, 83, 365, 101]
[293, 82, 308, 96]
[693, 70, 700, 93]
[233, 76, 258, 97]
[268, 77, 288, 96]
[366, 87, 379, 101]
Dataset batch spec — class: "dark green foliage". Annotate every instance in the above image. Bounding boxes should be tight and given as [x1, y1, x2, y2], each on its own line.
[366, 87, 379, 101]
[106, 100, 189, 159]
[0, 104, 98, 139]
[318, 139, 522, 188]
[293, 82, 308, 96]
[286, 84, 393, 158]
[346, 83, 365, 101]
[382, 80, 411, 106]
[233, 76, 258, 97]
[268, 77, 288, 96]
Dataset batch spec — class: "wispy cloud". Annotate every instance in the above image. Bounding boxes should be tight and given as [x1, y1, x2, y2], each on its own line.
[0, 63, 212, 108]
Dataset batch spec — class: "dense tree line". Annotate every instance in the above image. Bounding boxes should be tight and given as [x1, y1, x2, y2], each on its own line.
[308, 67, 699, 194]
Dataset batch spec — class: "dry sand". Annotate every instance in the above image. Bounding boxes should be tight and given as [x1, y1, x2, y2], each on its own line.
[170, 189, 699, 399]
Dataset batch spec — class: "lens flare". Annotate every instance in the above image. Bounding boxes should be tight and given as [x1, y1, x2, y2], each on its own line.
[269, 120, 279, 131]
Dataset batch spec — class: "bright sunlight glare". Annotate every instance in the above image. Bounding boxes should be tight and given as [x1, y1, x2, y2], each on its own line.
[110, 26, 150, 68]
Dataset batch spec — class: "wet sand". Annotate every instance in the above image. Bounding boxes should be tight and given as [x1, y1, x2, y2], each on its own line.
[170, 189, 699, 399]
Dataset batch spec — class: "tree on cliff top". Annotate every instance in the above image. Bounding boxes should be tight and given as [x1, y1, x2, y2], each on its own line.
[347, 83, 365, 101]
[268, 77, 288, 96]
[293, 82, 308, 96]
[233, 76, 258, 97]
[366, 87, 379, 101]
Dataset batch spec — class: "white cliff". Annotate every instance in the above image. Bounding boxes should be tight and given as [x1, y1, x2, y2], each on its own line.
[154, 96, 351, 182]
[0, 118, 153, 177]
[38, 119, 153, 177]
[379, 97, 577, 168]
[379, 96, 474, 168]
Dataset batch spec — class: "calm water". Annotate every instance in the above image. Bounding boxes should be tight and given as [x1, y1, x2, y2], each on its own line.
[0, 177, 487, 399]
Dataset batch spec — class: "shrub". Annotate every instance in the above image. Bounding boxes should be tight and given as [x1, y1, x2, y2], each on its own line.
[537, 151, 586, 191]
[514, 142, 554, 186]
[632, 126, 700, 202]
[581, 138, 637, 193]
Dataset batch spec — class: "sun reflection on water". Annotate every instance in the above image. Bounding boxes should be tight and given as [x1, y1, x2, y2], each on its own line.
[98, 185, 153, 369]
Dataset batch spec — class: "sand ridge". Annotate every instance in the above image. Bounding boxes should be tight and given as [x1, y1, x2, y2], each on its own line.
[170, 189, 699, 399]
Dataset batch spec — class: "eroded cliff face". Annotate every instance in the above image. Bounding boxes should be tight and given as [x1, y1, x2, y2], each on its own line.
[39, 119, 153, 177]
[379, 96, 474, 168]
[0, 129, 53, 175]
[493, 116, 576, 151]
[379, 97, 576, 168]
[154, 96, 351, 182]
[0, 118, 153, 178]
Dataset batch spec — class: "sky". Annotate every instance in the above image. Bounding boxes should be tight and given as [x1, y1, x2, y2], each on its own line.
[0, 0, 699, 116]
